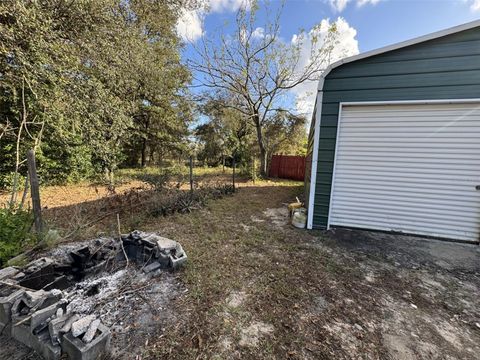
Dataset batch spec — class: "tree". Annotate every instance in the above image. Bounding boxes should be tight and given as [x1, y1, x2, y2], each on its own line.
[0, 0, 193, 187]
[198, 99, 253, 166]
[263, 111, 307, 159]
[189, 1, 347, 176]
[119, 0, 193, 168]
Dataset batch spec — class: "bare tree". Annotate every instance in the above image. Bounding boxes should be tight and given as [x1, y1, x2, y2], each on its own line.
[8, 77, 44, 208]
[189, 1, 344, 176]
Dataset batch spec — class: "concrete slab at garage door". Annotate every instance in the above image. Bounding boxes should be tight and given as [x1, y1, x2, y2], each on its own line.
[329, 102, 480, 242]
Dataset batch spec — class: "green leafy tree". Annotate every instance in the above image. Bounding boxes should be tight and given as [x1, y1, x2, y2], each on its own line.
[0, 0, 193, 187]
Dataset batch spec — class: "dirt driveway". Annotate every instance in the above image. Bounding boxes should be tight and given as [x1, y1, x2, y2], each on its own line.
[3, 181, 479, 359]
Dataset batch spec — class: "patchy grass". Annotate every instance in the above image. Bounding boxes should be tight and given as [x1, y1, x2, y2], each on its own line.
[0, 167, 240, 247]
[0, 166, 233, 210]
[133, 182, 376, 359]
[128, 180, 478, 360]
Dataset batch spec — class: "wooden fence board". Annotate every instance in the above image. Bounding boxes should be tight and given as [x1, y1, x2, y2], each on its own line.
[269, 155, 305, 181]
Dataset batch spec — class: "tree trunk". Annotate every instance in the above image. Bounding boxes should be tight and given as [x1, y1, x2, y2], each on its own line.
[259, 146, 267, 177]
[141, 137, 147, 167]
[141, 118, 150, 167]
[253, 112, 268, 177]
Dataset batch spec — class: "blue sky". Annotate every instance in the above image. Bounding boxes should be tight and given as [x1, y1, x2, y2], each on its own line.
[188, 1, 479, 52]
[279, 1, 477, 52]
[177, 0, 479, 118]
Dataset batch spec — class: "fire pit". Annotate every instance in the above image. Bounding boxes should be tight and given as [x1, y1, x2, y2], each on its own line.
[0, 231, 187, 360]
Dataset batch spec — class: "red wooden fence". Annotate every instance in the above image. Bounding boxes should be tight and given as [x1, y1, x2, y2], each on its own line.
[269, 155, 306, 181]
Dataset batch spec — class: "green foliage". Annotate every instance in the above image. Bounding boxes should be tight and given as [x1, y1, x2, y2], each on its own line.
[197, 99, 254, 167]
[0, 0, 192, 188]
[263, 111, 307, 158]
[0, 205, 34, 267]
[197, 99, 306, 179]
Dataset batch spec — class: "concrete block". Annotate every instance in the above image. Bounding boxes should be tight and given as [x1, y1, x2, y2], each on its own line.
[12, 324, 61, 360]
[71, 315, 96, 337]
[49, 314, 69, 345]
[12, 290, 62, 322]
[156, 237, 177, 252]
[0, 266, 20, 280]
[61, 314, 79, 333]
[30, 301, 64, 331]
[0, 290, 24, 324]
[13, 271, 25, 280]
[82, 319, 100, 343]
[61, 323, 111, 360]
[170, 253, 187, 270]
[156, 252, 171, 267]
[142, 261, 162, 273]
[170, 244, 187, 269]
[0, 289, 24, 336]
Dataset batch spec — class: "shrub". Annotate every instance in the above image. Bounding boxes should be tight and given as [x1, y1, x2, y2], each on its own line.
[0, 206, 34, 267]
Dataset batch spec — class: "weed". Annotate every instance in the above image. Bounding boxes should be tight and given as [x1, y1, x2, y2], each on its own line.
[0, 205, 35, 266]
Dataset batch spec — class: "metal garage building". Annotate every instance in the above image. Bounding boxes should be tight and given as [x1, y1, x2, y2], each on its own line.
[305, 20, 480, 243]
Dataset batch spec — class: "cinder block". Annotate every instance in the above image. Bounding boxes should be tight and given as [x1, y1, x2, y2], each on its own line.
[0, 289, 24, 336]
[48, 314, 69, 345]
[61, 323, 111, 360]
[170, 253, 187, 269]
[142, 261, 162, 273]
[12, 324, 61, 360]
[30, 301, 64, 331]
[0, 266, 20, 280]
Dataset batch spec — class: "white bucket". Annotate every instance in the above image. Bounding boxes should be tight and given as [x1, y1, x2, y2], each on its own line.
[292, 208, 307, 229]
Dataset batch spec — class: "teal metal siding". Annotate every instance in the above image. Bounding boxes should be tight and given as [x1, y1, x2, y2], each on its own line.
[312, 26, 480, 229]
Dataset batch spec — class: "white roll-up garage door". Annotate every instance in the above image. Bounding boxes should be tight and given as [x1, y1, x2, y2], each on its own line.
[329, 102, 480, 242]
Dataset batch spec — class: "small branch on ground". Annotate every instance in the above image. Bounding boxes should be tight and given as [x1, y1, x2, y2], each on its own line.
[117, 213, 129, 268]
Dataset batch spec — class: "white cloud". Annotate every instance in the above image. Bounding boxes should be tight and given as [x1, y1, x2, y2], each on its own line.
[177, 0, 250, 41]
[177, 9, 204, 42]
[329, 0, 381, 12]
[357, 0, 381, 6]
[291, 17, 359, 117]
[329, 0, 349, 12]
[469, 0, 480, 11]
[251, 27, 265, 39]
[209, 0, 248, 12]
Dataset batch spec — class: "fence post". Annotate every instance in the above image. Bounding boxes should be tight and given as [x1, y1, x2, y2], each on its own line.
[232, 155, 236, 193]
[252, 156, 256, 184]
[27, 149, 43, 235]
[189, 156, 193, 192]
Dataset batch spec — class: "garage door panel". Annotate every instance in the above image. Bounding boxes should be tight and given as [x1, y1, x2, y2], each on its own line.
[340, 103, 480, 114]
[331, 208, 478, 230]
[341, 119, 480, 126]
[333, 199, 479, 214]
[340, 132, 479, 139]
[340, 140, 480, 146]
[335, 174, 478, 187]
[338, 149, 479, 157]
[329, 102, 480, 242]
[334, 181, 479, 195]
[333, 160, 479, 170]
[334, 189, 478, 208]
